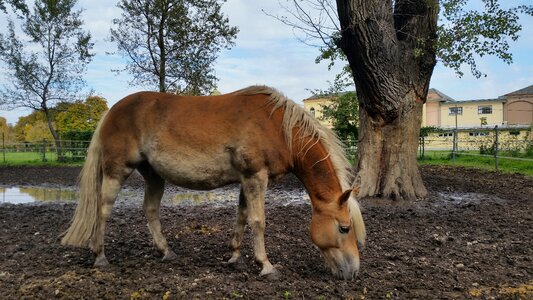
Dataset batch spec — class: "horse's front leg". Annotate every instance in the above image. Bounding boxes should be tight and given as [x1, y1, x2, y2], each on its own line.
[240, 169, 279, 280]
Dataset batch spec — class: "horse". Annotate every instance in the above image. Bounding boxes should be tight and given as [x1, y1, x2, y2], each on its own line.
[61, 85, 366, 280]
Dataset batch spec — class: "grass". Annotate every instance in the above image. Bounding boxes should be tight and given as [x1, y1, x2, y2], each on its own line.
[418, 151, 533, 176]
[0, 151, 83, 166]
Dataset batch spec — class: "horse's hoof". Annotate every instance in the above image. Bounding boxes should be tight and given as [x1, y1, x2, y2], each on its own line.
[260, 269, 280, 281]
[94, 256, 109, 267]
[227, 256, 246, 271]
[162, 250, 177, 262]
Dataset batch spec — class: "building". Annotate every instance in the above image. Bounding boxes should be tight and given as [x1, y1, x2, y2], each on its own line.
[302, 94, 334, 127]
[503, 85, 533, 125]
[302, 85, 533, 149]
[303, 85, 532, 130]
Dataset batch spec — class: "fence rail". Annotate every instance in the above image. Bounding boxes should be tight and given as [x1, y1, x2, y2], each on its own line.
[418, 126, 533, 170]
[2, 127, 532, 171]
[1, 136, 90, 163]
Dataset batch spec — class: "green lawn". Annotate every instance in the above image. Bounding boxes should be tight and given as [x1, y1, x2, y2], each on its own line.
[0, 151, 83, 166]
[418, 151, 533, 176]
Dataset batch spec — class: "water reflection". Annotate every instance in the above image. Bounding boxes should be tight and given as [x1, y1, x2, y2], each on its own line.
[0, 187, 78, 204]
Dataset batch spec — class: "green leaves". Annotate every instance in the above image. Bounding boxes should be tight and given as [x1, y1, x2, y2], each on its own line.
[110, 0, 238, 94]
[437, 0, 532, 78]
[320, 91, 358, 142]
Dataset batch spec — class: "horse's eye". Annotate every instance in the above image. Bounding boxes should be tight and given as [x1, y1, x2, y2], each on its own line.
[339, 225, 350, 234]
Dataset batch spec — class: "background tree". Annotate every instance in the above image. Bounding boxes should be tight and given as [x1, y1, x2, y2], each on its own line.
[13, 111, 51, 142]
[320, 91, 358, 143]
[277, 0, 532, 200]
[0, 116, 16, 144]
[0, 0, 27, 14]
[56, 95, 108, 134]
[110, 0, 238, 94]
[0, 0, 94, 160]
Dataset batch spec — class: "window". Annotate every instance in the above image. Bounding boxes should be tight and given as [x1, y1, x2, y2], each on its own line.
[509, 130, 520, 136]
[309, 107, 315, 117]
[449, 107, 463, 115]
[438, 132, 454, 137]
[468, 132, 489, 137]
[478, 105, 492, 114]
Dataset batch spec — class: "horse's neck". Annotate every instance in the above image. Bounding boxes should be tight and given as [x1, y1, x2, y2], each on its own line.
[292, 138, 343, 203]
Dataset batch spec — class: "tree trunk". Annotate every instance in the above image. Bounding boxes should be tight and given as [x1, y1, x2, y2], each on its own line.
[43, 107, 63, 162]
[335, 0, 438, 201]
[354, 90, 427, 200]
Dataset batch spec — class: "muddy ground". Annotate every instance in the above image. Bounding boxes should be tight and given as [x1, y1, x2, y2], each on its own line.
[0, 165, 531, 299]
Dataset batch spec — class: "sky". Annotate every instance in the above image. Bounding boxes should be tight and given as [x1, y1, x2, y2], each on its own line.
[1, 0, 532, 125]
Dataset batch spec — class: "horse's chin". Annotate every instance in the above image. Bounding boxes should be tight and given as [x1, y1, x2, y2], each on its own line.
[321, 249, 360, 281]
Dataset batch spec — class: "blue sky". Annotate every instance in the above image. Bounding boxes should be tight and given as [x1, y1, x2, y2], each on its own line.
[1, 0, 532, 124]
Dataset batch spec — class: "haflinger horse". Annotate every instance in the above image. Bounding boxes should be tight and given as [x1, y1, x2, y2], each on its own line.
[61, 85, 366, 280]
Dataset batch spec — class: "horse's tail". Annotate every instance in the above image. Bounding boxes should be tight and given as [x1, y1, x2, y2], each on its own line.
[61, 112, 107, 248]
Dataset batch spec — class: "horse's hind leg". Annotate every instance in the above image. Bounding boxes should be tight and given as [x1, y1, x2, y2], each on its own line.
[92, 175, 125, 267]
[228, 187, 248, 266]
[137, 163, 177, 261]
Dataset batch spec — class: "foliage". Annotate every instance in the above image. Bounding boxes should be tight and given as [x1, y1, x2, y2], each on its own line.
[14, 111, 53, 142]
[0, 116, 8, 136]
[420, 126, 441, 137]
[110, 0, 238, 94]
[0, 0, 94, 159]
[56, 96, 108, 133]
[438, 1, 533, 78]
[279, 0, 532, 79]
[11, 95, 107, 143]
[319, 91, 358, 142]
[0, 0, 27, 14]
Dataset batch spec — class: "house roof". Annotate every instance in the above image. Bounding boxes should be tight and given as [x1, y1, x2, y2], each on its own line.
[441, 97, 504, 105]
[504, 84, 533, 96]
[303, 90, 354, 102]
[428, 88, 455, 102]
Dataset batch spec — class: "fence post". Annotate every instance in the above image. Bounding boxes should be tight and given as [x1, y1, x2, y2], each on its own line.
[452, 129, 457, 161]
[2, 132, 5, 163]
[494, 125, 499, 171]
[422, 136, 425, 159]
[42, 139, 47, 162]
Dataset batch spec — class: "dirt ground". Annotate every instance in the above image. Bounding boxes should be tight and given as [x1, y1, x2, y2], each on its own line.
[0, 165, 531, 299]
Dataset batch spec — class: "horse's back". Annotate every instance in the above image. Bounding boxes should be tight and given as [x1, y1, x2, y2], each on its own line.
[98, 91, 291, 189]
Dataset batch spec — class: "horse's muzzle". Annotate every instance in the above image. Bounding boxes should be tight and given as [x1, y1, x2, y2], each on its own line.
[322, 249, 360, 280]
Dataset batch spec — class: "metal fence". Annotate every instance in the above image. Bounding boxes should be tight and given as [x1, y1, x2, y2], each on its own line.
[2, 128, 532, 169]
[1, 137, 90, 163]
[418, 126, 533, 170]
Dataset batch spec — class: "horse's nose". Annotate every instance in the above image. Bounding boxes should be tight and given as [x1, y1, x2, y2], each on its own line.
[331, 254, 359, 280]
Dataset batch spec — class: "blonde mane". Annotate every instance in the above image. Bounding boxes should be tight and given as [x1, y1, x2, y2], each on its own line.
[235, 85, 353, 191]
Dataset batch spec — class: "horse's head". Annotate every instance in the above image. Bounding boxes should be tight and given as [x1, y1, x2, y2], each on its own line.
[309, 189, 365, 280]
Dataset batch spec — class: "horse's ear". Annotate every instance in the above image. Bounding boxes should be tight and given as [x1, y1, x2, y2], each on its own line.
[339, 189, 352, 206]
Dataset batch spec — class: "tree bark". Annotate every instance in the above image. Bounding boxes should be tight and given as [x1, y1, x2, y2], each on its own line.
[336, 0, 438, 200]
[43, 106, 63, 162]
[355, 90, 427, 200]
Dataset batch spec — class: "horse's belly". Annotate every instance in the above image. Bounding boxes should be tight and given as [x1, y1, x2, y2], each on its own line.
[148, 153, 239, 190]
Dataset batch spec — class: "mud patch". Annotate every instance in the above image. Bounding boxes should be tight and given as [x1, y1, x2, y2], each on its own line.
[0, 165, 532, 299]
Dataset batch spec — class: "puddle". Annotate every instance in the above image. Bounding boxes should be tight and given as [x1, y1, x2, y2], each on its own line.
[0, 186, 78, 204]
[167, 192, 225, 206]
[436, 192, 505, 205]
[0, 185, 310, 207]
